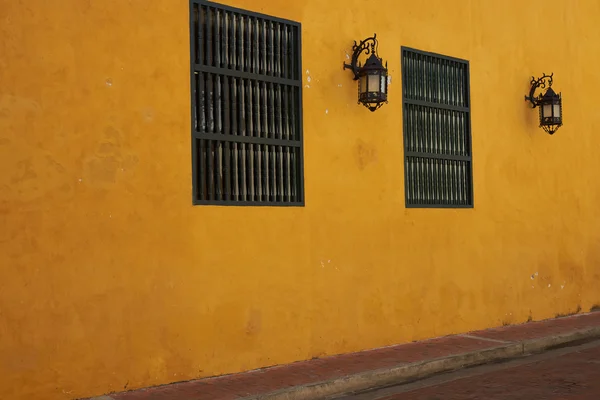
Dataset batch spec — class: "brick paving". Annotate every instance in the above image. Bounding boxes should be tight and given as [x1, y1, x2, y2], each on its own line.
[95, 312, 600, 400]
[372, 340, 600, 399]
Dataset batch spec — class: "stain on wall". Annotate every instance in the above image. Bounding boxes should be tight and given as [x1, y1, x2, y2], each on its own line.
[1, 0, 600, 399]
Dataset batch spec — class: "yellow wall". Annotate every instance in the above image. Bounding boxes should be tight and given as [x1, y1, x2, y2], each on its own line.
[2, 0, 600, 399]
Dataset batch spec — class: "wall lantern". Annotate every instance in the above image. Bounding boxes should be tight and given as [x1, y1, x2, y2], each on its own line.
[343, 34, 388, 112]
[524, 73, 563, 135]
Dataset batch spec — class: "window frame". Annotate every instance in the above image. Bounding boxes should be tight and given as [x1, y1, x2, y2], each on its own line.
[189, 0, 305, 207]
[401, 46, 474, 209]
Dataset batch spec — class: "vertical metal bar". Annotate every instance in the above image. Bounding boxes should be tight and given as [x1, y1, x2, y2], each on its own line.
[282, 25, 288, 80]
[434, 158, 440, 205]
[419, 105, 424, 153]
[408, 105, 414, 153]
[277, 145, 283, 202]
[433, 158, 439, 205]
[283, 84, 290, 201]
[440, 58, 446, 104]
[260, 19, 266, 75]
[410, 50, 415, 99]
[422, 157, 428, 204]
[246, 79, 254, 198]
[243, 15, 249, 72]
[239, 78, 246, 200]
[450, 159, 457, 205]
[416, 54, 422, 101]
[223, 11, 229, 69]
[261, 82, 268, 137]
[266, 21, 273, 75]
[239, 78, 246, 136]
[215, 75, 222, 134]
[276, 84, 283, 140]
[288, 25, 294, 80]
[254, 80, 261, 137]
[206, 139, 213, 200]
[444, 109, 450, 156]
[256, 135, 262, 201]
[405, 50, 410, 99]
[453, 62, 459, 107]
[229, 11, 235, 69]
[222, 10, 229, 68]
[205, 7, 212, 67]
[231, 77, 238, 199]
[448, 61, 454, 106]
[206, 73, 214, 132]
[463, 161, 468, 205]
[265, 83, 272, 199]
[270, 143, 276, 201]
[454, 62, 460, 107]
[413, 105, 418, 152]
[199, 140, 206, 200]
[236, 13, 243, 71]
[424, 55, 428, 102]
[231, 77, 238, 135]
[198, 5, 206, 66]
[254, 83, 263, 201]
[268, 82, 275, 139]
[274, 23, 280, 77]
[217, 141, 223, 201]
[430, 107, 436, 155]
[253, 17, 259, 74]
[434, 159, 439, 205]
[215, 73, 223, 200]
[421, 158, 426, 204]
[444, 159, 449, 205]
[194, 4, 201, 65]
[261, 143, 267, 200]
[223, 76, 231, 200]
[448, 109, 454, 156]
[223, 77, 230, 135]
[214, 9, 221, 68]
[196, 73, 204, 132]
[247, 79, 253, 137]
[400, 49, 408, 99]
[264, 143, 270, 201]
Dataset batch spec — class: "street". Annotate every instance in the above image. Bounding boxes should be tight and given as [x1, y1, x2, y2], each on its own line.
[336, 339, 600, 400]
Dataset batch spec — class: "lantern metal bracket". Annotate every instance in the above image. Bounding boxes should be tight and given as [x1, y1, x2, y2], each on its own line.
[524, 73, 554, 108]
[343, 34, 379, 80]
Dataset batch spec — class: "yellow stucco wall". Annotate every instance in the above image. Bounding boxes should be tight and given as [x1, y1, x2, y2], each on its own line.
[2, 0, 600, 399]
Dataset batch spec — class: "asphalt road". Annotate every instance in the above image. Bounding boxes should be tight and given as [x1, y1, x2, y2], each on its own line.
[336, 339, 600, 400]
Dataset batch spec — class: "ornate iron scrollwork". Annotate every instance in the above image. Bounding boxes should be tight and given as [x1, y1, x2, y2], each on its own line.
[343, 34, 379, 80]
[525, 73, 554, 108]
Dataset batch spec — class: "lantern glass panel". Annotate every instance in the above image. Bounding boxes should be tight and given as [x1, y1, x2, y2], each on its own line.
[368, 73, 380, 93]
[359, 74, 368, 95]
[542, 103, 552, 119]
[380, 75, 387, 94]
[553, 103, 561, 118]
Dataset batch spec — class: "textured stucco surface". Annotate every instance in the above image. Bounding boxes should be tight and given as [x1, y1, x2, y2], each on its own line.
[1, 0, 600, 399]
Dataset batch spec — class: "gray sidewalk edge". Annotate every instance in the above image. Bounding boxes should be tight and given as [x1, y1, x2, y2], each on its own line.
[246, 326, 600, 400]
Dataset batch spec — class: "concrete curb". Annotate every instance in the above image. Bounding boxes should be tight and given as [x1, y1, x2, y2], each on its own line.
[245, 326, 600, 400]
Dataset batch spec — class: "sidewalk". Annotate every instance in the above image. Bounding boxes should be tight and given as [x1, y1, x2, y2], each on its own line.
[90, 312, 600, 400]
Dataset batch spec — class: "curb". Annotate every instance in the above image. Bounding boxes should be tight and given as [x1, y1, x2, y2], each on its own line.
[245, 326, 600, 400]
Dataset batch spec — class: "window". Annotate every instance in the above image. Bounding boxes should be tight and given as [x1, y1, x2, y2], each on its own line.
[401, 47, 473, 208]
[190, 1, 304, 206]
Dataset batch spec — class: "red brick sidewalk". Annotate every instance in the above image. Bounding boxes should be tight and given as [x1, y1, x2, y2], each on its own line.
[89, 312, 600, 400]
